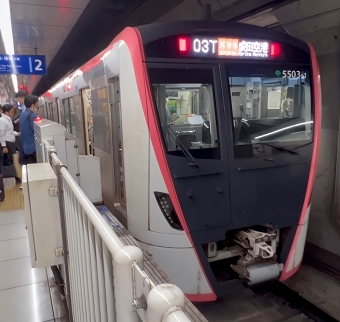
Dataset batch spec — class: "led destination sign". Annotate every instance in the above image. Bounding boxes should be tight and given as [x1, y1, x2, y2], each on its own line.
[178, 37, 282, 59]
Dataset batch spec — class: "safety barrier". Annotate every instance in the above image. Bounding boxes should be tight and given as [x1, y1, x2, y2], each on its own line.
[46, 148, 194, 322]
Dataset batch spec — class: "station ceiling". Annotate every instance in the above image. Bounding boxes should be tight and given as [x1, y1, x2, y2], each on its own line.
[0, 0, 339, 98]
[9, 0, 90, 97]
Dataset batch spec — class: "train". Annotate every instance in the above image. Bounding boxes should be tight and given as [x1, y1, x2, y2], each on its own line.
[39, 21, 321, 301]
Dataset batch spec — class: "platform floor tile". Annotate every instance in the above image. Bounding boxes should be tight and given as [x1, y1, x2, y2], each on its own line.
[0, 210, 70, 322]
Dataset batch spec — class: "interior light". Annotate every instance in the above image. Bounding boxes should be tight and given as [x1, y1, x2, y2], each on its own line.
[47, 70, 84, 93]
[67, 83, 71, 90]
[270, 43, 281, 57]
[178, 37, 190, 53]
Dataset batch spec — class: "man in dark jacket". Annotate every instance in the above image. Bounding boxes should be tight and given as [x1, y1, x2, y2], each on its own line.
[12, 107, 22, 151]
[19, 95, 38, 164]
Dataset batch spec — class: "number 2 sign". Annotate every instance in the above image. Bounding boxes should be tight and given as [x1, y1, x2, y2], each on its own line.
[28, 56, 44, 73]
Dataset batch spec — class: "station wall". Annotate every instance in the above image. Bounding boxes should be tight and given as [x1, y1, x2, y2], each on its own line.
[273, 0, 340, 258]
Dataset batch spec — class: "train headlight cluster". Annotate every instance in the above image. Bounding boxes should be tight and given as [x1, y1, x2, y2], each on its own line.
[154, 192, 183, 231]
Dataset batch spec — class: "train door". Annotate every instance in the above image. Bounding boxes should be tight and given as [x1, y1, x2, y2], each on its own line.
[81, 88, 92, 155]
[266, 85, 283, 118]
[53, 100, 59, 123]
[44, 102, 48, 119]
[92, 84, 119, 221]
[108, 78, 127, 223]
[70, 94, 86, 155]
[56, 98, 63, 126]
[49, 103, 53, 121]
[63, 99, 71, 133]
[47, 102, 50, 119]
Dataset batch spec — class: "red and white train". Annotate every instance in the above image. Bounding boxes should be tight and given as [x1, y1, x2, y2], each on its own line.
[40, 21, 321, 301]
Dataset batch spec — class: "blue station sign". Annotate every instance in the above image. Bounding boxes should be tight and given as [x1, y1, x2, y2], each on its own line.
[0, 54, 47, 75]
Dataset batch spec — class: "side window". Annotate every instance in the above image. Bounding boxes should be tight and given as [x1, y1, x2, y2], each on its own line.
[63, 99, 71, 133]
[49, 103, 53, 121]
[53, 101, 59, 123]
[148, 67, 220, 159]
[69, 97, 77, 135]
[60, 100, 65, 127]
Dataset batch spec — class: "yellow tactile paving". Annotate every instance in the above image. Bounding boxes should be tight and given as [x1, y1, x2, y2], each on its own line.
[0, 178, 24, 212]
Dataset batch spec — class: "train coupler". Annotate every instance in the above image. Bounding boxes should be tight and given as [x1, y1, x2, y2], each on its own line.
[231, 228, 283, 284]
[233, 229, 278, 259]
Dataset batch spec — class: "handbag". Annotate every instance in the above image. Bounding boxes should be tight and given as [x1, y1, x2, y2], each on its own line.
[2, 153, 16, 178]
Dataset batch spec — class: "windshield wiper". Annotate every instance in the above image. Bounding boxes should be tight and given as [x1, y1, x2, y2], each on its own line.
[167, 127, 198, 167]
[262, 142, 298, 155]
[176, 136, 198, 166]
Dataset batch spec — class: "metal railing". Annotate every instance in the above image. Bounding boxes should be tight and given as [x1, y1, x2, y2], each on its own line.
[47, 150, 194, 322]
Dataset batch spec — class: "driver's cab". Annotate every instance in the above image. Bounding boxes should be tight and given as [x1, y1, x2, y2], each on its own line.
[154, 83, 218, 153]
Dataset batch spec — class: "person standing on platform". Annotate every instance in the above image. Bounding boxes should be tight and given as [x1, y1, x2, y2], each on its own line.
[12, 107, 22, 151]
[19, 95, 38, 164]
[0, 104, 21, 183]
[15, 90, 28, 112]
[13, 93, 24, 152]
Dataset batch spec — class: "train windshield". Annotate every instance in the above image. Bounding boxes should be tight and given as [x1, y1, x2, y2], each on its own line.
[149, 63, 312, 160]
[149, 67, 220, 159]
[227, 64, 313, 158]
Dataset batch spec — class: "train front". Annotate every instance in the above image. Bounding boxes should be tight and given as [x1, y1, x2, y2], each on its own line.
[138, 21, 320, 298]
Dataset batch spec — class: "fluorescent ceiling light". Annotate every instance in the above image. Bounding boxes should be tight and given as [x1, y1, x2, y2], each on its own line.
[0, 0, 14, 55]
[11, 74, 18, 92]
[0, 0, 18, 93]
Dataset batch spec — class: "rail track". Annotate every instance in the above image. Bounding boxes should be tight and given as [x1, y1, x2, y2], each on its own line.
[195, 280, 338, 322]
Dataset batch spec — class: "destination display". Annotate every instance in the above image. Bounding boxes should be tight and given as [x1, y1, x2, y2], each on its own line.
[177, 37, 282, 59]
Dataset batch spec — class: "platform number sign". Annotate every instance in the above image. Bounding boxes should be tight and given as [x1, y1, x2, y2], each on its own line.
[29, 57, 44, 73]
[0, 54, 46, 75]
[275, 70, 306, 79]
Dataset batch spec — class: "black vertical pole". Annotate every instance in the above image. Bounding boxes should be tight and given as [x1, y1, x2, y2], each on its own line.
[202, 3, 212, 20]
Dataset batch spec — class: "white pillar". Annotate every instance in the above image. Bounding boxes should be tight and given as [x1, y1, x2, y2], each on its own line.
[146, 284, 190, 322]
[114, 245, 143, 322]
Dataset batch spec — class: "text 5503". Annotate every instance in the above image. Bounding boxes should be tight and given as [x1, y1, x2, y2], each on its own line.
[282, 70, 306, 78]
